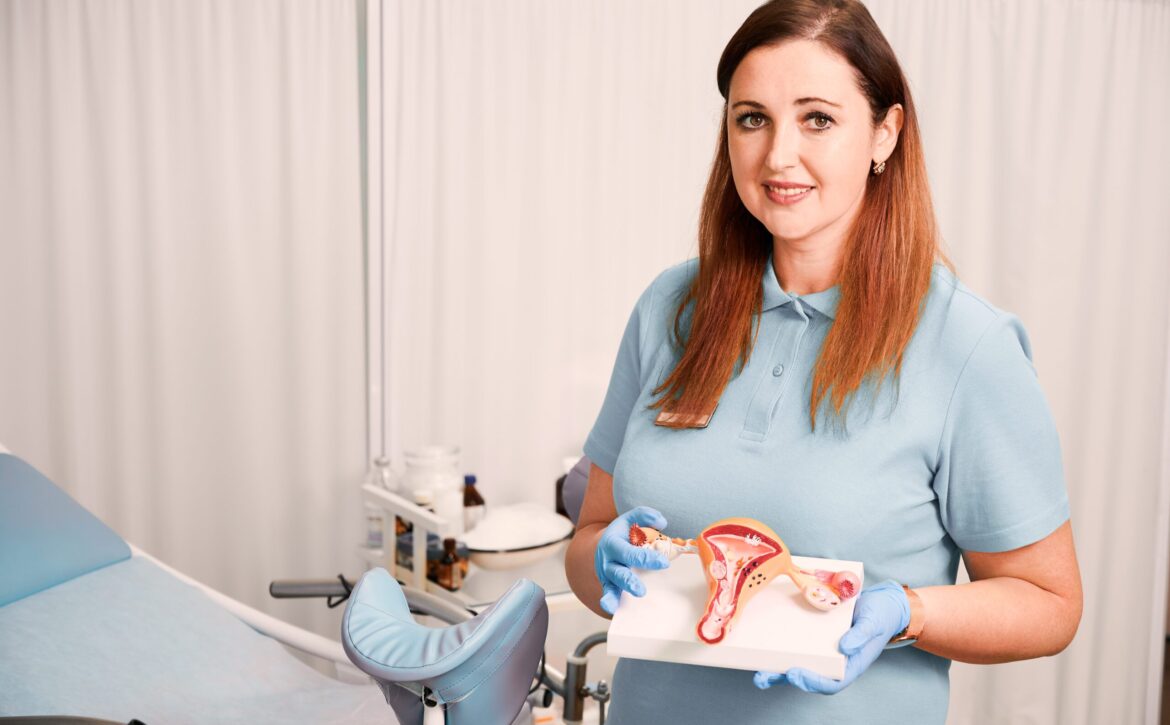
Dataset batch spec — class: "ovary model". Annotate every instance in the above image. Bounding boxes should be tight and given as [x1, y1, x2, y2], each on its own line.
[629, 517, 861, 645]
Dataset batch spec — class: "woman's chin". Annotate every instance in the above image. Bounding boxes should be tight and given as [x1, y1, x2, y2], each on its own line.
[765, 224, 814, 244]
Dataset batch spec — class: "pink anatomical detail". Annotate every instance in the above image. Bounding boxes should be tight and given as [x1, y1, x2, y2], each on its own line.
[697, 528, 782, 643]
[628, 519, 861, 645]
[628, 524, 696, 561]
[812, 568, 860, 600]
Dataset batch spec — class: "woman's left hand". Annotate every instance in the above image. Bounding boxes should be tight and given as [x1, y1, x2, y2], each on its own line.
[753, 580, 910, 695]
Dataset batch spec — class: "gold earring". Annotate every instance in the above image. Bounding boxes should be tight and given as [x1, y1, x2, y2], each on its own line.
[872, 159, 886, 175]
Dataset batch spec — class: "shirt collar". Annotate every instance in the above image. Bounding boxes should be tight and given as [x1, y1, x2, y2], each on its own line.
[760, 256, 840, 319]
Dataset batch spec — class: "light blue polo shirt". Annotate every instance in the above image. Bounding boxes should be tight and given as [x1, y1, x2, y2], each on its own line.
[584, 257, 1070, 725]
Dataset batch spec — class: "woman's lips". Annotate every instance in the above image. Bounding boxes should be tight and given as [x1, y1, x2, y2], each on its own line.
[764, 184, 814, 205]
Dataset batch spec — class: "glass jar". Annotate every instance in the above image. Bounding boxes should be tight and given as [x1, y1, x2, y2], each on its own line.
[402, 445, 464, 535]
[362, 456, 395, 549]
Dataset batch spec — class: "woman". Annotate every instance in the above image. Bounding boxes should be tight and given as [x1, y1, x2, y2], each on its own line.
[564, 0, 1083, 723]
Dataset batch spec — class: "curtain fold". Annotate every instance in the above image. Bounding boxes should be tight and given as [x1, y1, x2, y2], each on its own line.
[0, 0, 365, 638]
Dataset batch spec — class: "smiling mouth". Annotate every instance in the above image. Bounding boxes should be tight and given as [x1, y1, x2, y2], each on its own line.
[764, 184, 815, 196]
[764, 185, 815, 204]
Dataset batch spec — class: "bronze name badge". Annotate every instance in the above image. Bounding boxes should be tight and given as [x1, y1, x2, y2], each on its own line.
[654, 404, 717, 429]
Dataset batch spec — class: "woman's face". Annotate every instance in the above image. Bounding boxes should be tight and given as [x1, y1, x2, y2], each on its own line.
[726, 39, 901, 252]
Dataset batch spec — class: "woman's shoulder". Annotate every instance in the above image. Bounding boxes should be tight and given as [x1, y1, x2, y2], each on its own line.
[926, 262, 1002, 319]
[919, 261, 1034, 366]
[648, 257, 699, 296]
[632, 258, 698, 318]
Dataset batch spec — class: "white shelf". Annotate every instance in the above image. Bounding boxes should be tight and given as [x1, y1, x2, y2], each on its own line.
[361, 484, 459, 592]
[361, 484, 586, 615]
[356, 543, 583, 614]
[354, 545, 470, 609]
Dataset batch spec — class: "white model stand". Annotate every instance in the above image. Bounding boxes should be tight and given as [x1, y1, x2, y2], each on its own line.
[607, 553, 863, 679]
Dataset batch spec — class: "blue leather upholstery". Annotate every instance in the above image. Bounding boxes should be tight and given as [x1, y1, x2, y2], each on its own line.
[0, 556, 388, 722]
[342, 568, 548, 725]
[0, 454, 130, 607]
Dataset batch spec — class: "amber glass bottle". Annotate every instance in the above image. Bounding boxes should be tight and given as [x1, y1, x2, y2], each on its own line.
[436, 537, 463, 591]
[462, 474, 485, 531]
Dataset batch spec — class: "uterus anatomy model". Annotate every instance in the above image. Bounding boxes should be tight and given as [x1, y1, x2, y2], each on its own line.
[629, 517, 861, 645]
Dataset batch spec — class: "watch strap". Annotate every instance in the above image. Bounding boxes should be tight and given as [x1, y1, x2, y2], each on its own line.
[886, 584, 925, 647]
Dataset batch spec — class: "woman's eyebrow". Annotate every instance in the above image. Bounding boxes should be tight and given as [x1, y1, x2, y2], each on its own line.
[731, 97, 842, 110]
[795, 96, 842, 108]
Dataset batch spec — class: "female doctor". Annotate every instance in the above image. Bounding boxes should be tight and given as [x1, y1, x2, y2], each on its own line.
[564, 0, 1083, 723]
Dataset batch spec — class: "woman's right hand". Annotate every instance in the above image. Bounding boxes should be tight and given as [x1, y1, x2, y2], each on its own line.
[595, 506, 672, 614]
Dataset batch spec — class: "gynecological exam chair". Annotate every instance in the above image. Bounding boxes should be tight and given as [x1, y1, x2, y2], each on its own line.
[292, 454, 607, 724]
[0, 446, 602, 725]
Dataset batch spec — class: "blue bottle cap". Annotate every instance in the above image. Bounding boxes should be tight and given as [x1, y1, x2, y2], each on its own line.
[464, 474, 477, 485]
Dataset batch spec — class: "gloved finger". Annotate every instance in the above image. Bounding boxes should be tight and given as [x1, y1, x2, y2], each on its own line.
[625, 506, 668, 530]
[783, 667, 844, 695]
[600, 583, 622, 615]
[604, 561, 647, 597]
[849, 631, 888, 673]
[843, 639, 884, 686]
[839, 612, 882, 654]
[753, 671, 785, 690]
[617, 540, 671, 570]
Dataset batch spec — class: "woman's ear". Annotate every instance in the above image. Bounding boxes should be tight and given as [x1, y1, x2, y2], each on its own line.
[874, 103, 904, 162]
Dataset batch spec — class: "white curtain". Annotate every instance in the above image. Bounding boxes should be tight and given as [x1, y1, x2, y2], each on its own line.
[0, 0, 365, 638]
[371, 0, 1170, 723]
[2, 0, 1168, 721]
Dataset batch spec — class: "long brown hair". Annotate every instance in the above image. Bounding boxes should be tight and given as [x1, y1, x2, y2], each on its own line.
[651, 0, 952, 433]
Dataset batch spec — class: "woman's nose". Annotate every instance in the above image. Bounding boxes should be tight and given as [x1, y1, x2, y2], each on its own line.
[765, 120, 801, 170]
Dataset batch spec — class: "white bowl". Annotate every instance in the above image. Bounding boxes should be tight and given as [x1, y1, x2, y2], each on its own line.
[466, 537, 571, 571]
[461, 502, 574, 571]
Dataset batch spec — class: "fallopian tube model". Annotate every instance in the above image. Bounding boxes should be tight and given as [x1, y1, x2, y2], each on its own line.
[629, 517, 861, 645]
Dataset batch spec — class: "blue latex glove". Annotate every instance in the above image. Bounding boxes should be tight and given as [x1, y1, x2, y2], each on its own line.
[753, 579, 911, 695]
[595, 506, 672, 615]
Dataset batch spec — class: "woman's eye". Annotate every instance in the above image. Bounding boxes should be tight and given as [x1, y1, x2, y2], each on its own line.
[807, 112, 835, 131]
[736, 112, 766, 129]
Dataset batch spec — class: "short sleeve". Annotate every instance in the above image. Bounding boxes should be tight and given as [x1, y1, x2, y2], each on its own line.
[932, 313, 1071, 552]
[583, 280, 659, 475]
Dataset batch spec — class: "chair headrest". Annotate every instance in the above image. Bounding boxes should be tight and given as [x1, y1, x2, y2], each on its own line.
[342, 568, 548, 724]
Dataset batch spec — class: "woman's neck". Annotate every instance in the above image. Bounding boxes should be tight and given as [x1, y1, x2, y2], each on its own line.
[772, 245, 842, 296]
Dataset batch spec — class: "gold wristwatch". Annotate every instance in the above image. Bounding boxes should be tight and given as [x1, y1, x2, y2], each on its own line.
[886, 584, 925, 648]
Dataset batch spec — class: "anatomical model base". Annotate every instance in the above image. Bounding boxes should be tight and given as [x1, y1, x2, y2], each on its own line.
[606, 518, 863, 679]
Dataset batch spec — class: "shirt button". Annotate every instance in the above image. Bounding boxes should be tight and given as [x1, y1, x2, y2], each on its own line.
[772, 364, 784, 377]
